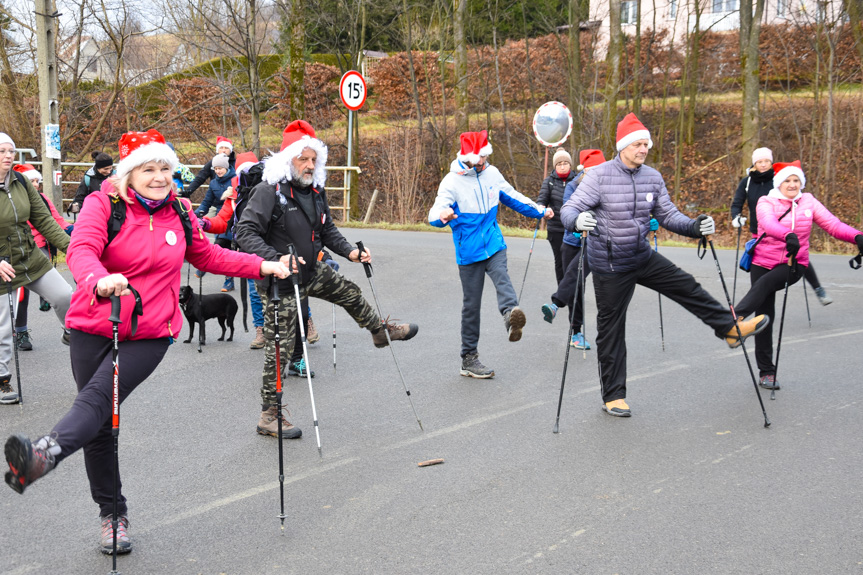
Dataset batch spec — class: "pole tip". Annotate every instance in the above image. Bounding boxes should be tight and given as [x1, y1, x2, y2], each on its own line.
[764, 418, 772, 428]
[552, 423, 559, 434]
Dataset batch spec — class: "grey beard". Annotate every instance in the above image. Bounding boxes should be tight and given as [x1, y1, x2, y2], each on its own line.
[289, 164, 314, 187]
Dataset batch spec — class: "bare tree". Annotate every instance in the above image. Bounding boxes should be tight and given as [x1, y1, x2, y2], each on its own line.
[739, 0, 766, 171]
[603, 0, 623, 155]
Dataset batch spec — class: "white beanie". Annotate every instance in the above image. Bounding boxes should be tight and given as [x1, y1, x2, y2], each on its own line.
[751, 147, 773, 165]
[0, 133, 15, 148]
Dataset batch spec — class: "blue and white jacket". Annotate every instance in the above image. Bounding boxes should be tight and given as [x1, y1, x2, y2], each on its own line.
[429, 159, 545, 265]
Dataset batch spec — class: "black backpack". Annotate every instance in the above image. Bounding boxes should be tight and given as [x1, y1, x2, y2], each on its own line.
[106, 194, 194, 246]
[231, 162, 265, 235]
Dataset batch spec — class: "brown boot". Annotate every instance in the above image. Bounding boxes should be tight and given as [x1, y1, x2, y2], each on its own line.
[725, 314, 770, 348]
[307, 318, 320, 344]
[256, 406, 302, 439]
[249, 326, 265, 349]
[371, 318, 419, 348]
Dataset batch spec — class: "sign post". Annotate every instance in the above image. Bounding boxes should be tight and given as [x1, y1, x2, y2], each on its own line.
[339, 70, 367, 221]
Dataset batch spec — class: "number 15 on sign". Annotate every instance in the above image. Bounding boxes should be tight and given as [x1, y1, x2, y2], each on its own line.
[339, 71, 367, 111]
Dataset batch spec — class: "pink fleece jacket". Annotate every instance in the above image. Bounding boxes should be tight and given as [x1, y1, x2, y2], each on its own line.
[66, 188, 264, 341]
[28, 193, 69, 249]
[753, 190, 861, 269]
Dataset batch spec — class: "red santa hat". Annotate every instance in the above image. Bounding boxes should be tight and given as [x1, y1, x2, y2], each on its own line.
[616, 113, 653, 152]
[116, 129, 179, 179]
[772, 160, 806, 190]
[577, 149, 606, 171]
[262, 120, 328, 187]
[234, 151, 259, 176]
[13, 164, 41, 182]
[216, 136, 233, 153]
[458, 130, 493, 164]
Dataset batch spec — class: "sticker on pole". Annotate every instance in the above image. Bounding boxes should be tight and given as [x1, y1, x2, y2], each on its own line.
[532, 101, 572, 148]
[339, 71, 367, 111]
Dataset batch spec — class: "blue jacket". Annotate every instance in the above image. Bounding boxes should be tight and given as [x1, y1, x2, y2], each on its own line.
[560, 156, 695, 274]
[196, 166, 236, 240]
[429, 159, 545, 265]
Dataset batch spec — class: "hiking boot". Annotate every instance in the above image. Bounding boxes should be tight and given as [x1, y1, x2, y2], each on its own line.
[4, 434, 56, 493]
[0, 375, 19, 405]
[249, 326, 266, 349]
[541, 302, 558, 324]
[759, 374, 780, 390]
[256, 406, 302, 439]
[724, 314, 770, 348]
[571, 332, 591, 350]
[287, 358, 315, 378]
[61, 329, 71, 346]
[814, 286, 833, 306]
[38, 297, 50, 312]
[602, 399, 632, 417]
[504, 307, 526, 342]
[460, 353, 494, 378]
[15, 331, 32, 351]
[371, 318, 419, 348]
[307, 318, 320, 344]
[221, 277, 235, 292]
[100, 515, 132, 555]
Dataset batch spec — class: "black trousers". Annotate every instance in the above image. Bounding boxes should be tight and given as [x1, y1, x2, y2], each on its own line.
[290, 296, 310, 363]
[736, 263, 804, 376]
[52, 330, 170, 517]
[593, 251, 734, 403]
[551, 242, 591, 329]
[547, 231, 565, 285]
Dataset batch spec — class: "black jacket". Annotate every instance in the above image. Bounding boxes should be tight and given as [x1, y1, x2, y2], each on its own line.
[537, 171, 576, 234]
[234, 181, 353, 288]
[71, 167, 110, 212]
[183, 150, 237, 197]
[731, 168, 774, 234]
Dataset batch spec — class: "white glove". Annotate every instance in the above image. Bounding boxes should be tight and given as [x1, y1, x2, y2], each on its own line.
[732, 214, 746, 229]
[699, 215, 715, 236]
[575, 211, 597, 232]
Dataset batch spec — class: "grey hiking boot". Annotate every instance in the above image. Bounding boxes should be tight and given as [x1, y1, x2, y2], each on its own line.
[100, 514, 132, 555]
[814, 286, 833, 306]
[371, 318, 419, 348]
[0, 375, 19, 405]
[15, 331, 32, 351]
[460, 353, 494, 379]
[5, 435, 56, 493]
[503, 307, 526, 342]
[256, 406, 302, 439]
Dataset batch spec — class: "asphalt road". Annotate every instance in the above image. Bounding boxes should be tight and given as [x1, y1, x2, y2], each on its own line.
[2, 228, 862, 575]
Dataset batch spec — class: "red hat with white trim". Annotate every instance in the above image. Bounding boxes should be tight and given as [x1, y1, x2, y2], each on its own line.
[772, 160, 806, 190]
[13, 164, 41, 182]
[216, 136, 233, 152]
[577, 149, 606, 171]
[116, 129, 178, 179]
[262, 120, 328, 188]
[458, 130, 493, 164]
[616, 113, 653, 152]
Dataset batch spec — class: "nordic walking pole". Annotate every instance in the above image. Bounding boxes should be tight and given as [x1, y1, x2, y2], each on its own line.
[771, 257, 794, 401]
[286, 246, 322, 457]
[801, 276, 811, 328]
[3, 257, 22, 408]
[332, 303, 336, 370]
[517, 223, 540, 305]
[554, 231, 587, 433]
[580, 233, 588, 360]
[732, 224, 742, 303]
[654, 229, 666, 352]
[356, 241, 423, 431]
[107, 294, 122, 575]
[197, 271, 203, 353]
[269, 277, 288, 531]
[702, 237, 771, 427]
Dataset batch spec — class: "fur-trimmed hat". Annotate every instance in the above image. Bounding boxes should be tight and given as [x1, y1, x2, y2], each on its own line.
[773, 160, 806, 190]
[262, 120, 328, 187]
[577, 149, 606, 171]
[92, 151, 114, 170]
[616, 113, 653, 152]
[553, 148, 573, 168]
[216, 136, 233, 152]
[212, 154, 230, 170]
[235, 151, 259, 176]
[13, 164, 41, 182]
[458, 131, 493, 165]
[116, 129, 179, 179]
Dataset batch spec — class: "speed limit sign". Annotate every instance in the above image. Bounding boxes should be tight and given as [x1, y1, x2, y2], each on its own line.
[339, 70, 367, 111]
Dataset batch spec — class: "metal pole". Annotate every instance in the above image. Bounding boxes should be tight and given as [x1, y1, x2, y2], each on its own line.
[35, 0, 61, 211]
[346, 109, 353, 222]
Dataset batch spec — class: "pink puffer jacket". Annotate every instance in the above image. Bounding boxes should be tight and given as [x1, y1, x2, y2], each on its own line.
[66, 187, 263, 341]
[753, 190, 861, 269]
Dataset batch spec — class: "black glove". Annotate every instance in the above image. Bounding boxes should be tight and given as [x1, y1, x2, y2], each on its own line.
[785, 232, 800, 258]
[690, 214, 714, 238]
[855, 234, 863, 254]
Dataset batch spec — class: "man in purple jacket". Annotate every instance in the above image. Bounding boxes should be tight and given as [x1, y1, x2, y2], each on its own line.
[560, 113, 770, 418]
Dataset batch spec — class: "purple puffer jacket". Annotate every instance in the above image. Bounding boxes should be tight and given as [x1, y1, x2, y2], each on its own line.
[753, 190, 861, 269]
[560, 156, 695, 274]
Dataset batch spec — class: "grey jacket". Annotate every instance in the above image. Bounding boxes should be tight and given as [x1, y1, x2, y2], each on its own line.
[560, 155, 696, 274]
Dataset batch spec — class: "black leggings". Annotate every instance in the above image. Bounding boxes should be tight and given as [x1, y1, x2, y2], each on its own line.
[547, 231, 565, 285]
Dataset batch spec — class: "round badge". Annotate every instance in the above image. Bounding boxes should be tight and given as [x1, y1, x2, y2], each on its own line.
[166, 230, 177, 246]
[646, 193, 654, 203]
[804, 209, 812, 218]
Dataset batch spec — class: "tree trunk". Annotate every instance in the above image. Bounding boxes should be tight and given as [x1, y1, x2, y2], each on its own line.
[740, 0, 765, 171]
[604, 0, 623, 156]
[248, 0, 261, 155]
[633, 0, 642, 115]
[402, 0, 424, 136]
[568, 0, 583, 151]
[285, 0, 305, 121]
[453, 0, 469, 135]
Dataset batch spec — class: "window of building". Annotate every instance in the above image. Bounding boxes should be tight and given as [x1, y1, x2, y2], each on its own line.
[712, 0, 738, 12]
[776, 0, 787, 16]
[669, 0, 678, 18]
[621, 0, 638, 24]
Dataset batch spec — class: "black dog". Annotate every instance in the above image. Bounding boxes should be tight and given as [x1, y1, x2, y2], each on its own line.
[178, 285, 238, 345]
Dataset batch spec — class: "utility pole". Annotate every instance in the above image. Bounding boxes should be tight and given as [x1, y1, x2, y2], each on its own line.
[35, 0, 61, 210]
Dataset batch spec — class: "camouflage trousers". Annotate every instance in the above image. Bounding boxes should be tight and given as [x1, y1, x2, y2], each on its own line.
[259, 261, 379, 405]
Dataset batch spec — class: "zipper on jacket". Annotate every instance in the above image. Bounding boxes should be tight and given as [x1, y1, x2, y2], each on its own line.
[607, 239, 614, 271]
[149, 215, 154, 231]
[6, 190, 30, 276]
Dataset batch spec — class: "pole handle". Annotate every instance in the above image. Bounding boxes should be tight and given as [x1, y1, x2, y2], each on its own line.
[108, 294, 122, 324]
[356, 241, 372, 278]
[286, 245, 300, 288]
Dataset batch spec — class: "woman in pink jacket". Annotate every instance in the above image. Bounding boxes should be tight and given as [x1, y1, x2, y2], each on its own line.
[733, 161, 863, 390]
[3, 129, 290, 555]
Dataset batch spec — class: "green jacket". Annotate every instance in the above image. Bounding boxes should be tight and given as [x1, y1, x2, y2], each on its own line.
[1, 172, 71, 290]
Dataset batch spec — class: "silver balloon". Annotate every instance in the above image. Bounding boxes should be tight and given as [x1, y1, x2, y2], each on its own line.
[532, 102, 573, 147]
